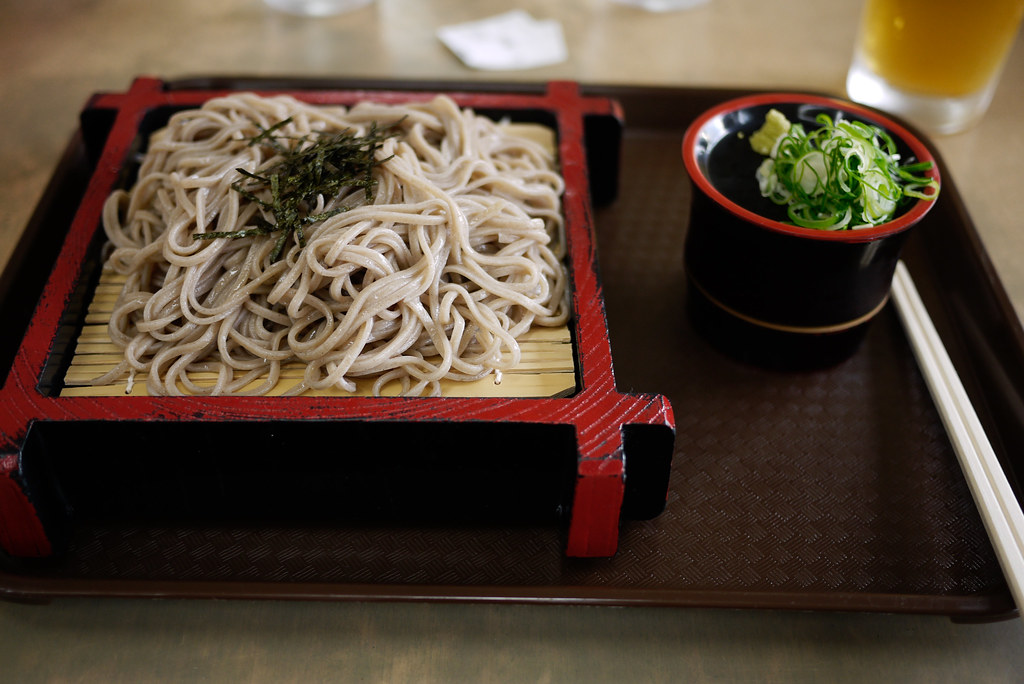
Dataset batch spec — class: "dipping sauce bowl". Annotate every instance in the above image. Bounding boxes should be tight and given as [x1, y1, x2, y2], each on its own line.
[681, 93, 941, 369]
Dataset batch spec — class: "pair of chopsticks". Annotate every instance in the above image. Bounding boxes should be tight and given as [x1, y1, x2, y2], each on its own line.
[892, 260, 1024, 620]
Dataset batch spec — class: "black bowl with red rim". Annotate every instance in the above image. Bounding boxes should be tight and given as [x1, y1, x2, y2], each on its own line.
[681, 93, 941, 369]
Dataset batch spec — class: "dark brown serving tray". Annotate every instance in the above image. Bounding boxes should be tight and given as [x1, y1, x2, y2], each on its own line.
[2, 78, 1023, 621]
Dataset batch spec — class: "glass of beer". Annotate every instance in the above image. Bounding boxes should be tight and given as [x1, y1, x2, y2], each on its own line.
[846, 0, 1024, 134]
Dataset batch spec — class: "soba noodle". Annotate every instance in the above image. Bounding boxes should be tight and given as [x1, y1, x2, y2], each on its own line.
[89, 93, 568, 397]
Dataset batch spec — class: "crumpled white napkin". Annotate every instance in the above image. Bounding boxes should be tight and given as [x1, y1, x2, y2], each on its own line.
[437, 10, 568, 71]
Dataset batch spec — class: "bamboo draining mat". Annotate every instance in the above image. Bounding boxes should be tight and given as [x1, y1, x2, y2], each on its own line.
[60, 272, 576, 398]
[59, 122, 575, 398]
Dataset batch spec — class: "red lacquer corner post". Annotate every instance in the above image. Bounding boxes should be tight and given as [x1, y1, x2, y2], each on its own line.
[0, 455, 51, 557]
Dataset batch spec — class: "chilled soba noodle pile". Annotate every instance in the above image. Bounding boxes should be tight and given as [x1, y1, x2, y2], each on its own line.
[91, 93, 568, 396]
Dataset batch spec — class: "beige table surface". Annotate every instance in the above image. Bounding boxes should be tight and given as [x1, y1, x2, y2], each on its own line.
[2, 0, 1024, 681]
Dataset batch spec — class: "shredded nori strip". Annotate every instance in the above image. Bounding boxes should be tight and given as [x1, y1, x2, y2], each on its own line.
[193, 117, 401, 261]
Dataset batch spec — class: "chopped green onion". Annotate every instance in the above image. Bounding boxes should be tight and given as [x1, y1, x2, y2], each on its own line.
[751, 110, 939, 230]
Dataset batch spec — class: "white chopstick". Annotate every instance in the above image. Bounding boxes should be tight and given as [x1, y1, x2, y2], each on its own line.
[892, 260, 1024, 621]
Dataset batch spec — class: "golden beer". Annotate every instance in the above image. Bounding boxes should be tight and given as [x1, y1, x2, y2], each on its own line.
[856, 0, 1024, 98]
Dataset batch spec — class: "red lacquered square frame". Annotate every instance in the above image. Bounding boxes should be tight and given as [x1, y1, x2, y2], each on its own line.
[0, 78, 675, 559]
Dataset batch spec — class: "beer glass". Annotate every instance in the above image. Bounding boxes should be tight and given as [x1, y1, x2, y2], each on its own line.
[847, 0, 1024, 134]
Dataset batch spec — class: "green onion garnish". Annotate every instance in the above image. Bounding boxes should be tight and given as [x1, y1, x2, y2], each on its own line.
[752, 110, 939, 230]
